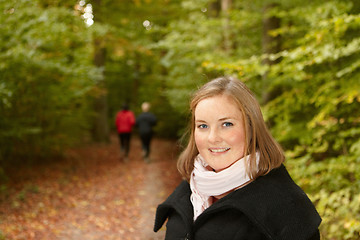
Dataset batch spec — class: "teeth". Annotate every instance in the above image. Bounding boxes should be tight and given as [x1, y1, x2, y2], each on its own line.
[210, 148, 230, 153]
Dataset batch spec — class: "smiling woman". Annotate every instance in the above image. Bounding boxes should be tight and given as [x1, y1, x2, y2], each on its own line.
[194, 94, 246, 173]
[154, 76, 322, 240]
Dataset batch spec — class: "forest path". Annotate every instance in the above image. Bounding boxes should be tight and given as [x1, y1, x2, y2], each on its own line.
[0, 135, 182, 240]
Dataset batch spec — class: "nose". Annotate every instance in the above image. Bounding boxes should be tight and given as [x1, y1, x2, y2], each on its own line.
[208, 127, 221, 143]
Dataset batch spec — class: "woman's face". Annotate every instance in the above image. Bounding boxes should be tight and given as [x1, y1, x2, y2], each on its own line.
[194, 94, 246, 172]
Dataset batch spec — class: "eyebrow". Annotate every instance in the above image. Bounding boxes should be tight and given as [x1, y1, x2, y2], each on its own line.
[195, 117, 233, 122]
[218, 117, 232, 121]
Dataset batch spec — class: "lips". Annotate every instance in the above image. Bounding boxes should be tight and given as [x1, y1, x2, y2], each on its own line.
[209, 147, 230, 153]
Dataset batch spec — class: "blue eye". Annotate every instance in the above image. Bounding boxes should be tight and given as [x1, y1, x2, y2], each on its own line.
[223, 122, 233, 127]
[198, 124, 208, 129]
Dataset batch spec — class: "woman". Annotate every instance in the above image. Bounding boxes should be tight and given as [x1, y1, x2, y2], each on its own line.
[115, 103, 135, 162]
[154, 77, 321, 240]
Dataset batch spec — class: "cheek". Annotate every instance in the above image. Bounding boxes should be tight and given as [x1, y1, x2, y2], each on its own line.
[228, 131, 246, 151]
[194, 131, 205, 149]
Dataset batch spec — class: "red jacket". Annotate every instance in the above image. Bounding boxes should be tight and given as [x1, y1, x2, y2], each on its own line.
[115, 110, 135, 133]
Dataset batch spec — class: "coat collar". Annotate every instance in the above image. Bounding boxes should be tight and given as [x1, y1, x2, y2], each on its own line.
[154, 165, 321, 240]
[154, 180, 193, 232]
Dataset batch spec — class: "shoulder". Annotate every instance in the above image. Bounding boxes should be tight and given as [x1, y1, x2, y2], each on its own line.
[154, 181, 192, 232]
[225, 165, 321, 240]
[136, 112, 145, 119]
[150, 112, 157, 118]
[157, 180, 191, 209]
[145, 112, 156, 118]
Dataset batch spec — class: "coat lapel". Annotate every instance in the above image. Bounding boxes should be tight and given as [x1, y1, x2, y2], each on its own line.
[154, 181, 193, 232]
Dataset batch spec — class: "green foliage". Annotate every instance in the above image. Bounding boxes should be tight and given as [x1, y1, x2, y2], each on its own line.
[101, 0, 188, 137]
[1, 0, 359, 238]
[152, 0, 265, 112]
[0, 184, 8, 202]
[0, 0, 100, 161]
[160, 0, 360, 239]
[16, 190, 26, 202]
[287, 155, 360, 239]
[0, 231, 5, 240]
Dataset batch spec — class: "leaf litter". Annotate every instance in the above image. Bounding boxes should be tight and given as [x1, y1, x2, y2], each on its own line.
[0, 135, 182, 240]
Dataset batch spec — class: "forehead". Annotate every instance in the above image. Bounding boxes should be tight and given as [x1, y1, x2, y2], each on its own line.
[195, 95, 242, 119]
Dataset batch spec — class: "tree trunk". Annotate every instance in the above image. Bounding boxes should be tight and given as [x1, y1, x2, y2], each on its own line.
[221, 0, 232, 53]
[208, 0, 221, 18]
[91, 0, 109, 143]
[261, 3, 281, 104]
[131, 52, 141, 108]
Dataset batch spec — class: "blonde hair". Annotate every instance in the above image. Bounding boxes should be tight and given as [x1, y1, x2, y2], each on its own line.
[141, 102, 150, 112]
[177, 76, 285, 181]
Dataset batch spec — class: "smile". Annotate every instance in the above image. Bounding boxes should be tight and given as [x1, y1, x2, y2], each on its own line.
[209, 148, 230, 153]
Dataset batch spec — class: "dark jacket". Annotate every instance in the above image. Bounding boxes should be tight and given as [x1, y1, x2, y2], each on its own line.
[136, 112, 157, 135]
[154, 165, 321, 240]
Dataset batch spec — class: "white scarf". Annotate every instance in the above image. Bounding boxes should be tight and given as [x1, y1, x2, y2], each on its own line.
[190, 153, 258, 221]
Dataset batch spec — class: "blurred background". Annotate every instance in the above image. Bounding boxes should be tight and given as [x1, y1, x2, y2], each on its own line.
[0, 0, 360, 239]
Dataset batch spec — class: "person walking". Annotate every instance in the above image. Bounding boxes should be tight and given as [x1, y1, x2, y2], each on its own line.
[136, 102, 157, 163]
[115, 103, 135, 162]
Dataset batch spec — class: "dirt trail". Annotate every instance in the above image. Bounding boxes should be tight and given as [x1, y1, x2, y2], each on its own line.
[0, 135, 182, 240]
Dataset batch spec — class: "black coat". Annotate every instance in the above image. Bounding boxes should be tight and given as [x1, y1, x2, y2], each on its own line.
[136, 112, 157, 135]
[154, 165, 321, 240]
